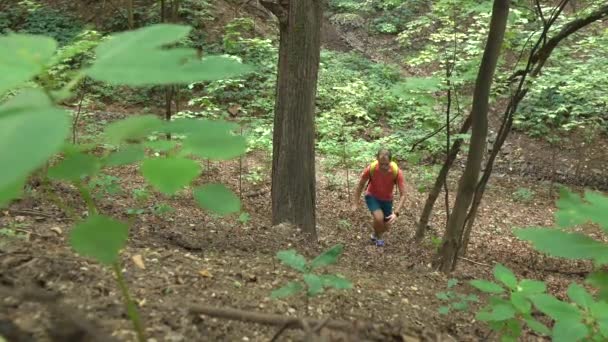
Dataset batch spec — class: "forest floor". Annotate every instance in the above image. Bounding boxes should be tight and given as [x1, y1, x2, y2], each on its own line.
[1, 111, 605, 342]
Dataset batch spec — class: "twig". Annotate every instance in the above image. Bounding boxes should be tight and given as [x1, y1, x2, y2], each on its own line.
[459, 256, 491, 267]
[270, 322, 291, 342]
[244, 189, 269, 197]
[72, 78, 89, 145]
[7, 209, 55, 218]
[312, 317, 331, 333]
[408, 112, 462, 152]
[189, 305, 368, 333]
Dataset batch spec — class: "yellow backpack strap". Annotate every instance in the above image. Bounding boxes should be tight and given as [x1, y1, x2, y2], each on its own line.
[390, 161, 399, 181]
[369, 160, 379, 178]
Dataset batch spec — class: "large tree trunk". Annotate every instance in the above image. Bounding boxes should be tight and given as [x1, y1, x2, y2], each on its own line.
[415, 115, 471, 241]
[264, 0, 321, 239]
[435, 0, 509, 273]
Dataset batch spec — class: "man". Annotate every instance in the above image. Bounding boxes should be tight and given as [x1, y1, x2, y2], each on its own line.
[351, 148, 407, 247]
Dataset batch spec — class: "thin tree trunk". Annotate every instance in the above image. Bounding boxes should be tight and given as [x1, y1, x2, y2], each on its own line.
[127, 0, 134, 29]
[459, 0, 608, 255]
[264, 0, 321, 239]
[435, 0, 509, 273]
[415, 115, 471, 240]
[160, 0, 165, 22]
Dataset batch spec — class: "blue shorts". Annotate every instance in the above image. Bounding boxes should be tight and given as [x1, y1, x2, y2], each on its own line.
[365, 195, 393, 221]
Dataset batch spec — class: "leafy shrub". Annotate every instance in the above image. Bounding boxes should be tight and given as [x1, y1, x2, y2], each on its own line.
[329, 13, 366, 28]
[512, 187, 534, 203]
[272, 244, 352, 299]
[328, 0, 373, 13]
[467, 189, 608, 341]
[436, 278, 479, 314]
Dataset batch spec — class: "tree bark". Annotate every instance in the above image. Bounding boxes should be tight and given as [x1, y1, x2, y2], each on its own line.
[266, 0, 321, 239]
[415, 114, 471, 241]
[435, 0, 509, 273]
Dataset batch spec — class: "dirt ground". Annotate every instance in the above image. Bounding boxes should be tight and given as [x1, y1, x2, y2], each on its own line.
[1, 109, 602, 341]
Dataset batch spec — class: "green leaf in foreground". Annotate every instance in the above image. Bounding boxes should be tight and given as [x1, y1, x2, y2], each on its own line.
[514, 228, 608, 264]
[47, 152, 100, 181]
[0, 34, 57, 94]
[103, 115, 164, 144]
[567, 283, 594, 309]
[0, 178, 25, 208]
[523, 316, 550, 335]
[69, 215, 129, 265]
[518, 279, 546, 294]
[0, 89, 70, 189]
[552, 319, 588, 342]
[193, 183, 240, 215]
[494, 264, 518, 289]
[140, 157, 200, 194]
[310, 244, 344, 270]
[470, 280, 505, 294]
[476, 304, 516, 321]
[104, 145, 145, 167]
[320, 274, 353, 289]
[303, 274, 324, 296]
[276, 249, 307, 272]
[271, 281, 304, 299]
[86, 24, 253, 85]
[180, 119, 247, 160]
[530, 294, 581, 322]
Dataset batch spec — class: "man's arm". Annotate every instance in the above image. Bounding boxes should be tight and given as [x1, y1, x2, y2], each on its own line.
[351, 168, 369, 210]
[393, 171, 408, 216]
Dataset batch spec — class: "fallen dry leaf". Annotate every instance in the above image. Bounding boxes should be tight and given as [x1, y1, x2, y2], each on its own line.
[132, 255, 146, 269]
[199, 269, 213, 278]
[50, 227, 63, 235]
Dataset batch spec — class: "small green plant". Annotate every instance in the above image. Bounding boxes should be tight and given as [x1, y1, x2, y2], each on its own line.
[469, 189, 608, 341]
[238, 212, 250, 224]
[89, 174, 122, 199]
[436, 278, 479, 314]
[271, 244, 352, 299]
[132, 188, 149, 203]
[512, 187, 534, 203]
[244, 166, 265, 185]
[338, 219, 351, 230]
[152, 203, 174, 216]
[430, 234, 442, 251]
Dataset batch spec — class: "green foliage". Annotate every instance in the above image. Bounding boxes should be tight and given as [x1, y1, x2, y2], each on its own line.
[512, 187, 534, 203]
[141, 157, 201, 195]
[0, 90, 70, 189]
[69, 215, 128, 265]
[0, 34, 57, 95]
[436, 278, 479, 314]
[516, 31, 608, 138]
[470, 189, 608, 341]
[1, 1, 85, 45]
[86, 24, 253, 85]
[515, 189, 608, 266]
[0, 24, 253, 340]
[193, 184, 241, 216]
[272, 244, 352, 299]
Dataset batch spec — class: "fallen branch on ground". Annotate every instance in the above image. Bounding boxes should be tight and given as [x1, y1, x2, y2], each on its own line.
[244, 189, 270, 197]
[189, 305, 367, 332]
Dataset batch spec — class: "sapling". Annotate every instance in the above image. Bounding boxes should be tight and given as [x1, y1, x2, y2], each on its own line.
[271, 244, 353, 314]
